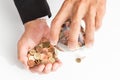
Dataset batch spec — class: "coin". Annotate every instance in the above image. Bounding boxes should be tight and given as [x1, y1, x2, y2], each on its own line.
[76, 58, 81, 63]
[48, 46, 54, 52]
[27, 60, 35, 68]
[41, 58, 49, 64]
[42, 41, 50, 48]
[49, 57, 55, 63]
[34, 53, 41, 60]
[29, 49, 36, 56]
[41, 48, 48, 54]
[38, 43, 43, 48]
[28, 56, 35, 61]
[40, 53, 46, 60]
[47, 52, 53, 57]
[35, 46, 42, 52]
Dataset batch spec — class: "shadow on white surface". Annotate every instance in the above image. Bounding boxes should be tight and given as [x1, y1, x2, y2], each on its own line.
[0, 0, 24, 69]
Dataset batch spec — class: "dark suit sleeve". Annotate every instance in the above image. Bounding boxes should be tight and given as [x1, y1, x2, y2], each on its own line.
[14, 0, 51, 24]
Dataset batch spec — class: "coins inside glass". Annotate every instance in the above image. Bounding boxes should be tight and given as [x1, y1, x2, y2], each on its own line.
[57, 20, 85, 51]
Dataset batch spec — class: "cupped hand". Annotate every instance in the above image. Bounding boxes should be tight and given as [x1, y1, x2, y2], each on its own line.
[17, 19, 62, 74]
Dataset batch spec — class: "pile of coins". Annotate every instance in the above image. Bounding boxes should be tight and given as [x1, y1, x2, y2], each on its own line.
[27, 38, 58, 68]
[58, 20, 85, 50]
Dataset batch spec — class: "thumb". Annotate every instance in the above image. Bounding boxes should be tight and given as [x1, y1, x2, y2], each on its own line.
[17, 41, 29, 69]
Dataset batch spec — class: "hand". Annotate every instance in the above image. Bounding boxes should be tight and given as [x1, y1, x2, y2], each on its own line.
[50, 0, 106, 49]
[17, 19, 62, 74]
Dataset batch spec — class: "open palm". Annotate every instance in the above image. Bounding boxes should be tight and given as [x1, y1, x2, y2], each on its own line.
[18, 19, 62, 74]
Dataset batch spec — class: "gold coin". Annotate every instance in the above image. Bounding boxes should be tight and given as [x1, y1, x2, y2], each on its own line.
[47, 52, 53, 57]
[35, 46, 42, 52]
[27, 60, 35, 68]
[41, 59, 49, 64]
[53, 53, 58, 59]
[28, 56, 35, 61]
[29, 49, 36, 56]
[42, 42, 50, 48]
[41, 48, 48, 54]
[48, 46, 54, 52]
[34, 53, 41, 60]
[40, 54, 46, 60]
[38, 43, 43, 48]
[49, 57, 55, 63]
[76, 58, 81, 63]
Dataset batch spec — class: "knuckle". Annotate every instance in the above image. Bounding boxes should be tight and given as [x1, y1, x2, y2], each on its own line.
[88, 6, 96, 16]
[89, 5, 96, 10]
[85, 38, 94, 44]
[68, 37, 76, 43]
[89, 39, 94, 43]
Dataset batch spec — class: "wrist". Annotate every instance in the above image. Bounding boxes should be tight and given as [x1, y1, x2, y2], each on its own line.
[24, 15, 48, 26]
[24, 19, 48, 31]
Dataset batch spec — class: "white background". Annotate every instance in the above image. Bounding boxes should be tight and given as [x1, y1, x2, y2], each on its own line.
[0, 0, 120, 80]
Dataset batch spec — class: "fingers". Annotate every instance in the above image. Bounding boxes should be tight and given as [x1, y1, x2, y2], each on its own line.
[52, 59, 62, 71]
[50, 0, 73, 45]
[30, 64, 45, 73]
[85, 6, 96, 47]
[30, 63, 52, 74]
[68, 1, 87, 50]
[30, 59, 62, 74]
[29, 60, 62, 74]
[18, 36, 36, 69]
[52, 62, 60, 71]
[68, 21, 81, 49]
[43, 63, 52, 73]
[95, 0, 106, 30]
